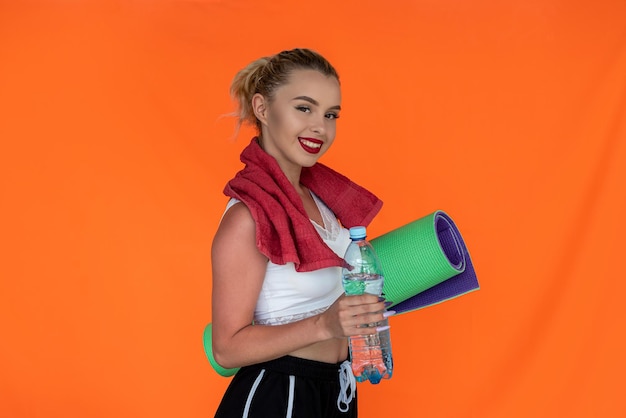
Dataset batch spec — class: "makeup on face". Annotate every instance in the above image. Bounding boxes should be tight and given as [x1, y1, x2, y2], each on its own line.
[260, 69, 341, 172]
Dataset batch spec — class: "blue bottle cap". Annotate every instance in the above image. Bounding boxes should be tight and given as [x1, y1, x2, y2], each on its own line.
[349, 226, 366, 240]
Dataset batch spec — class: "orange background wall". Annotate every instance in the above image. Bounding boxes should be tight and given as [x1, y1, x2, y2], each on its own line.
[1, 1, 625, 417]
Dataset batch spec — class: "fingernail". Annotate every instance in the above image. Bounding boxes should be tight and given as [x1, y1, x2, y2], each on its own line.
[376, 325, 390, 332]
[383, 310, 396, 318]
[378, 296, 386, 302]
[384, 301, 394, 308]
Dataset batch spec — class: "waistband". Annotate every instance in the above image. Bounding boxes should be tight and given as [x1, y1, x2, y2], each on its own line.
[244, 355, 347, 381]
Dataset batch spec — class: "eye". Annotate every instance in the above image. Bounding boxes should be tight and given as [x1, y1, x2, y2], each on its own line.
[325, 112, 340, 120]
[295, 106, 311, 113]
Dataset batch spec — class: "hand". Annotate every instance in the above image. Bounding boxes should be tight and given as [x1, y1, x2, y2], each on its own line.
[319, 294, 388, 339]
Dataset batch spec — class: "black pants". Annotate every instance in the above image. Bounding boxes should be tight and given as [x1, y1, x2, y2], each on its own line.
[214, 356, 357, 418]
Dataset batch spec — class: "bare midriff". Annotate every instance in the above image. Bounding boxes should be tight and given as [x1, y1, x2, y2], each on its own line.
[288, 337, 349, 364]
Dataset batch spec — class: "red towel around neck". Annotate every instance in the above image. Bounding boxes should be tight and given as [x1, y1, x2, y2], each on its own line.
[224, 138, 383, 272]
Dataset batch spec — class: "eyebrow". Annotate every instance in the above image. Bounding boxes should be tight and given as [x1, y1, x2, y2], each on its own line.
[292, 95, 341, 111]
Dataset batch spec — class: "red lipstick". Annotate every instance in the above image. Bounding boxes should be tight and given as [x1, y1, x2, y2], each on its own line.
[298, 137, 323, 154]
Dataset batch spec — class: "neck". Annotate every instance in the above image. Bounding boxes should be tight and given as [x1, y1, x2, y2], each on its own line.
[281, 165, 303, 190]
[257, 136, 303, 190]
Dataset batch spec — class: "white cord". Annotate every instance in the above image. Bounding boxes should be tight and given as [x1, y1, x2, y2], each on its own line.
[337, 361, 356, 412]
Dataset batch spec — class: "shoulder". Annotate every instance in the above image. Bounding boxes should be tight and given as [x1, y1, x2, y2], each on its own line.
[212, 200, 264, 260]
[220, 199, 255, 226]
[216, 200, 254, 239]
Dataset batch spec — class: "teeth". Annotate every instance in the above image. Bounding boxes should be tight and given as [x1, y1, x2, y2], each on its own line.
[301, 139, 321, 148]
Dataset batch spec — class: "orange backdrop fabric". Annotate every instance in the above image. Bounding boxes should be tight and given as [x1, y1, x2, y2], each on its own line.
[1, 1, 625, 417]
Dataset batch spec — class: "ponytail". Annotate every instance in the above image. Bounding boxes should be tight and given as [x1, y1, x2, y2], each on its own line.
[229, 57, 269, 133]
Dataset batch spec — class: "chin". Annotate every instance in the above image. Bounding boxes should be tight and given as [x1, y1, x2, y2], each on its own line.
[301, 150, 327, 167]
[299, 156, 322, 168]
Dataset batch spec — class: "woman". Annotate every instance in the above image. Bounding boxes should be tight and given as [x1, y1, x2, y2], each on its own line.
[211, 48, 390, 417]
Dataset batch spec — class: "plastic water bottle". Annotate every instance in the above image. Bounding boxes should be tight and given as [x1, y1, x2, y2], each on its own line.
[342, 226, 393, 384]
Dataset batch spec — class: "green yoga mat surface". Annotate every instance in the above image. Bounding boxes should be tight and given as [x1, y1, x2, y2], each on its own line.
[204, 210, 478, 377]
[371, 210, 478, 313]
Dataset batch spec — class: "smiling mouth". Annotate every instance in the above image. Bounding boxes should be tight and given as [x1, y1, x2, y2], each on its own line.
[298, 137, 323, 154]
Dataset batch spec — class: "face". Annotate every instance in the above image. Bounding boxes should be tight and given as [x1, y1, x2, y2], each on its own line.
[254, 69, 341, 175]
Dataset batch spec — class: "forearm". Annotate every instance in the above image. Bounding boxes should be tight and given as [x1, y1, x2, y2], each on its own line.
[212, 314, 331, 369]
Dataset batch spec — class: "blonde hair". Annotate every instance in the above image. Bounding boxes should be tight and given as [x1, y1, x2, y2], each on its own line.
[230, 48, 340, 133]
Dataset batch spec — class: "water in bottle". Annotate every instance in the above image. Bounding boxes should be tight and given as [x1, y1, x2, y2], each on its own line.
[342, 226, 393, 384]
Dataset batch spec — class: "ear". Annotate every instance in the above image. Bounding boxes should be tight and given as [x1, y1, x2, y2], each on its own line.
[251, 93, 269, 126]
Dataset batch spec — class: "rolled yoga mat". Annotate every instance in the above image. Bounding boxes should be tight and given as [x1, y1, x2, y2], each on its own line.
[371, 210, 479, 314]
[204, 210, 479, 376]
[203, 323, 238, 377]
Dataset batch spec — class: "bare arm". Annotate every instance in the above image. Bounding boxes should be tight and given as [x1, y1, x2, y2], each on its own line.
[211, 202, 385, 369]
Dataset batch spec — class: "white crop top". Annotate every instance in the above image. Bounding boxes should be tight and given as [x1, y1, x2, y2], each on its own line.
[224, 193, 351, 326]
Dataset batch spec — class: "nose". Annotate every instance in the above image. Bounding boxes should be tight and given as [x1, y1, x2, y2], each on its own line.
[310, 114, 326, 135]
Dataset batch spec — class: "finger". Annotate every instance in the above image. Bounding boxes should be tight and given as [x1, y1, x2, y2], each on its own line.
[352, 311, 386, 327]
[342, 294, 382, 306]
[342, 304, 384, 319]
[383, 310, 396, 318]
[345, 300, 387, 316]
